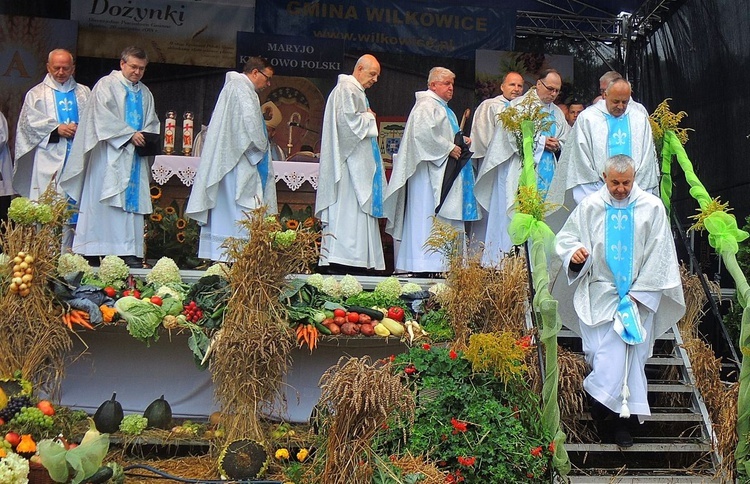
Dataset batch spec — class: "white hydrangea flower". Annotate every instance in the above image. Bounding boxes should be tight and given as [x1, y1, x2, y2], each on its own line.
[339, 274, 363, 298]
[320, 276, 342, 298]
[306, 273, 324, 289]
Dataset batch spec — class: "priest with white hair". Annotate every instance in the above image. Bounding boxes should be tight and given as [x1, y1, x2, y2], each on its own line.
[552, 154, 684, 447]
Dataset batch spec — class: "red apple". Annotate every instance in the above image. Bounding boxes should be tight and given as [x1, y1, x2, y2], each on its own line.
[5, 431, 21, 447]
[37, 400, 55, 416]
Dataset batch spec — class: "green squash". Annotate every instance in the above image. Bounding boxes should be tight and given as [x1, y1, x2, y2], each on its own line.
[93, 392, 124, 433]
[143, 395, 172, 429]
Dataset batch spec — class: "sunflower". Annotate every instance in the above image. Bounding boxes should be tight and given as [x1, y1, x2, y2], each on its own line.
[303, 217, 316, 228]
[286, 219, 300, 230]
[165, 206, 176, 215]
[150, 213, 163, 222]
[150, 185, 162, 200]
[176, 218, 187, 229]
[176, 232, 186, 243]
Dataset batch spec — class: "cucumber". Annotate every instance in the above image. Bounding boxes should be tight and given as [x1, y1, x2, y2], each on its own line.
[346, 306, 384, 320]
[313, 320, 332, 335]
[84, 466, 114, 484]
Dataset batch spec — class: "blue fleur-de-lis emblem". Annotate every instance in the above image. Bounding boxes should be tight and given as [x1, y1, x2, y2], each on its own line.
[610, 240, 628, 261]
[612, 128, 627, 145]
[611, 211, 629, 230]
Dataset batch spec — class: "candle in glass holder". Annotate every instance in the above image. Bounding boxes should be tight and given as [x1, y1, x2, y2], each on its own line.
[163, 111, 176, 154]
[182, 111, 194, 156]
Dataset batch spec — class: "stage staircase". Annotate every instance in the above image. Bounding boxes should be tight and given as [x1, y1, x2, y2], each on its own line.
[556, 324, 723, 483]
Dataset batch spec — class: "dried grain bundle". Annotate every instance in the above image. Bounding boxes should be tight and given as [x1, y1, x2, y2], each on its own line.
[0, 192, 72, 396]
[318, 356, 414, 484]
[716, 383, 738, 480]
[678, 266, 719, 343]
[105, 451, 217, 483]
[528, 346, 591, 442]
[429, 220, 528, 346]
[211, 207, 319, 444]
[382, 451, 445, 484]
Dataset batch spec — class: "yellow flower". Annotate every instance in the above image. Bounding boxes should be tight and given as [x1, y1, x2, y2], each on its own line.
[303, 217, 315, 228]
[286, 219, 300, 230]
[275, 448, 290, 460]
[176, 218, 187, 229]
[165, 206, 176, 215]
[150, 185, 162, 200]
[176, 232, 186, 243]
[296, 448, 309, 462]
[150, 213, 163, 222]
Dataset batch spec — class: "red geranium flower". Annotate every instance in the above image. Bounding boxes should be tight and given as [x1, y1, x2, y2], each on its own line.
[516, 334, 533, 348]
[531, 445, 543, 457]
[422, 343, 431, 350]
[548, 441, 556, 453]
[457, 456, 476, 467]
[450, 417, 468, 434]
[449, 349, 458, 360]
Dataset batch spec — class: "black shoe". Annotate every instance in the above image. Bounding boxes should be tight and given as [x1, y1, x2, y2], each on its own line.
[123, 255, 143, 268]
[589, 399, 610, 421]
[613, 419, 633, 447]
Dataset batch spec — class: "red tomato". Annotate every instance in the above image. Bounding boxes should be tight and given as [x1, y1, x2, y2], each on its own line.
[347, 312, 360, 323]
[150, 296, 164, 306]
[333, 308, 346, 318]
[132, 290, 141, 299]
[103, 286, 117, 298]
[37, 400, 55, 416]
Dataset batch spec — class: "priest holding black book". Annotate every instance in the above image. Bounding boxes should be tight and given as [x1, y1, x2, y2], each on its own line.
[384, 67, 477, 275]
[60, 46, 159, 267]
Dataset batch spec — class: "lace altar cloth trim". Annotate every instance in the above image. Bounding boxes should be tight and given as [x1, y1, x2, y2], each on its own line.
[151, 156, 318, 190]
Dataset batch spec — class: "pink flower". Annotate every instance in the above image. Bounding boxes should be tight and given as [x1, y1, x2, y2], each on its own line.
[449, 349, 458, 360]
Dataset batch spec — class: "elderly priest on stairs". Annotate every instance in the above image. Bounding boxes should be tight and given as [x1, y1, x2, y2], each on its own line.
[551, 154, 685, 448]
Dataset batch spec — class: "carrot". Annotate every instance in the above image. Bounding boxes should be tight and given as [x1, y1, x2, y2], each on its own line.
[68, 311, 94, 330]
[296, 324, 306, 348]
[62, 313, 72, 330]
[309, 326, 318, 351]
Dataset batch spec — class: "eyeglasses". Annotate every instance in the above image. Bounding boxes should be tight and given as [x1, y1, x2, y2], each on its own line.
[125, 63, 146, 72]
[538, 79, 560, 94]
[257, 70, 271, 82]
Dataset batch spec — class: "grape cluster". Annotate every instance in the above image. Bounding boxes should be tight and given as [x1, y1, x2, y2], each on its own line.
[11, 406, 54, 429]
[0, 395, 32, 421]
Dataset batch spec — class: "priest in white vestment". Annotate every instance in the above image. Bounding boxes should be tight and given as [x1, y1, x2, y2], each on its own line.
[473, 70, 570, 266]
[552, 154, 684, 447]
[384, 67, 478, 274]
[547, 78, 658, 219]
[467, 71, 524, 251]
[0, 112, 13, 197]
[60, 47, 158, 267]
[186, 57, 277, 262]
[316, 54, 386, 271]
[15, 49, 90, 200]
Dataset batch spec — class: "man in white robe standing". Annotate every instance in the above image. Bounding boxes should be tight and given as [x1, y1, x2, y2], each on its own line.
[467, 71, 524, 251]
[186, 56, 277, 262]
[547, 78, 658, 217]
[473, 69, 570, 266]
[552, 154, 684, 447]
[0, 112, 13, 205]
[60, 46, 158, 268]
[384, 67, 477, 275]
[316, 54, 386, 272]
[15, 49, 90, 201]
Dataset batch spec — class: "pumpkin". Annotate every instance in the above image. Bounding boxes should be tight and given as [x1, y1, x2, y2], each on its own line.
[17, 434, 36, 454]
[218, 439, 269, 480]
[143, 395, 172, 429]
[93, 392, 124, 433]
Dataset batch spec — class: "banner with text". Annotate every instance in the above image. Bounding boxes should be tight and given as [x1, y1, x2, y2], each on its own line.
[236, 32, 344, 78]
[255, 0, 515, 59]
[71, 0, 256, 67]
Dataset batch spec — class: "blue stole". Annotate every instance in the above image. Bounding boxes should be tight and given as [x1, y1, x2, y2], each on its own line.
[123, 84, 144, 213]
[365, 98, 384, 217]
[54, 89, 80, 223]
[441, 100, 478, 221]
[537, 108, 557, 197]
[604, 200, 646, 345]
[605, 113, 632, 158]
[258, 121, 270, 191]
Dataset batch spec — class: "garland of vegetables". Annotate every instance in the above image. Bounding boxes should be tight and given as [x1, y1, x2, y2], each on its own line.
[652, 100, 750, 477]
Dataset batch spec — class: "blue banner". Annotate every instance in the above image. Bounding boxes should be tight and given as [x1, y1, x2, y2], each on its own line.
[255, 0, 515, 59]
[237, 31, 344, 78]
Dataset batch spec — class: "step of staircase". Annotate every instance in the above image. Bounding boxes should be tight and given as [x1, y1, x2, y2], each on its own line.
[557, 323, 721, 481]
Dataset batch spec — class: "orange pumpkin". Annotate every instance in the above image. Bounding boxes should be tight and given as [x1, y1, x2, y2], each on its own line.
[17, 434, 36, 454]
